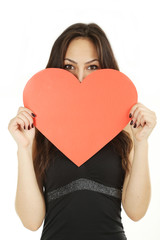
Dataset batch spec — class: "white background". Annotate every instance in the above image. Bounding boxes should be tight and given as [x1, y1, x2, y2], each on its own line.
[1, 0, 160, 239]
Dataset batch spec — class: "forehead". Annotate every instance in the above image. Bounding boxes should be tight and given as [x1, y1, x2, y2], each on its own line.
[65, 37, 98, 59]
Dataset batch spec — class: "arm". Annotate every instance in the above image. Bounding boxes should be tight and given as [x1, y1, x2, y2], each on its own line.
[15, 146, 46, 231]
[122, 102, 156, 221]
[122, 136, 151, 221]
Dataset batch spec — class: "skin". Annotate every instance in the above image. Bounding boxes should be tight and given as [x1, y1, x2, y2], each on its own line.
[63, 37, 157, 221]
[64, 37, 101, 82]
[8, 37, 157, 230]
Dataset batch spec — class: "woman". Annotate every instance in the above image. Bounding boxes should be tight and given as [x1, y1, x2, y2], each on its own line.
[8, 23, 157, 240]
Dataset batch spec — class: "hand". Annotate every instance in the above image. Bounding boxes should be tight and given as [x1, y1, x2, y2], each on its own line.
[129, 102, 157, 142]
[8, 106, 36, 148]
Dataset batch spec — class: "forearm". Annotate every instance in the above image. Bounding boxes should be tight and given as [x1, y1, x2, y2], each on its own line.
[15, 146, 46, 231]
[123, 140, 151, 220]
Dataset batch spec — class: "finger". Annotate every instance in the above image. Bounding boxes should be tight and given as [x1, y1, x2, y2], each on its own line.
[132, 112, 152, 127]
[138, 114, 149, 127]
[132, 119, 146, 128]
[129, 102, 151, 118]
[132, 104, 153, 118]
[8, 116, 26, 132]
[129, 102, 143, 117]
[17, 112, 34, 130]
[17, 106, 36, 118]
[134, 115, 155, 129]
[130, 103, 154, 124]
[130, 119, 143, 128]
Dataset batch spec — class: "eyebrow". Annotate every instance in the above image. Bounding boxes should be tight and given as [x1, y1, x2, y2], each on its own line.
[64, 58, 99, 64]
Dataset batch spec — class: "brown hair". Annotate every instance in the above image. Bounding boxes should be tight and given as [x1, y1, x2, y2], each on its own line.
[32, 23, 133, 195]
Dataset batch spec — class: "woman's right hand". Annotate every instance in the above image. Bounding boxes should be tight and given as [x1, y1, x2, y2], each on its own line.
[8, 106, 36, 148]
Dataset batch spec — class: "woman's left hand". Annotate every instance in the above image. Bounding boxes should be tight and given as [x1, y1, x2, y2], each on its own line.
[129, 102, 157, 142]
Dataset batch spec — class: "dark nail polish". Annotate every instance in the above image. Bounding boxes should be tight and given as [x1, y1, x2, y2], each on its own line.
[28, 125, 30, 130]
[129, 113, 132, 118]
[31, 123, 34, 128]
[133, 123, 137, 128]
[31, 113, 36, 117]
[130, 120, 133, 125]
[24, 125, 25, 130]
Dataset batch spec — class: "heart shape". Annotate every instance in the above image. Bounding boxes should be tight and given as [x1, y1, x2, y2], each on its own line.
[23, 68, 138, 167]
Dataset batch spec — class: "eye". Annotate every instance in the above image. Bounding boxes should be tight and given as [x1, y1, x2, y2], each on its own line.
[63, 64, 74, 70]
[88, 65, 99, 70]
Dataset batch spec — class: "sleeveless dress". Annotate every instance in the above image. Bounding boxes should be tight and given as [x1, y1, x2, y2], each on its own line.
[40, 141, 127, 240]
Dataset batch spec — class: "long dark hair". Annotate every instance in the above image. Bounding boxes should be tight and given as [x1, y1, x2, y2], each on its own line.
[32, 23, 133, 195]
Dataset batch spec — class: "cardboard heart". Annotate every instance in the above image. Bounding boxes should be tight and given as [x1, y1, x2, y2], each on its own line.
[23, 68, 138, 167]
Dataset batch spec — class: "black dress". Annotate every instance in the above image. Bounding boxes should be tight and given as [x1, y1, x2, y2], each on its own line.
[40, 141, 127, 240]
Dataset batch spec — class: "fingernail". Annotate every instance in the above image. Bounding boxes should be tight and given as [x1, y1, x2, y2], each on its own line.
[130, 120, 134, 125]
[31, 113, 36, 117]
[31, 123, 34, 128]
[24, 125, 25, 130]
[28, 125, 30, 130]
[129, 113, 132, 118]
[133, 123, 137, 128]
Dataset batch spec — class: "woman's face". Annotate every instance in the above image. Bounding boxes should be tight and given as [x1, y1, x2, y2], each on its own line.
[63, 37, 101, 82]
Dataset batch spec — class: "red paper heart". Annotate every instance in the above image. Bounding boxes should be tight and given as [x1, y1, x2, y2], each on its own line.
[23, 68, 138, 167]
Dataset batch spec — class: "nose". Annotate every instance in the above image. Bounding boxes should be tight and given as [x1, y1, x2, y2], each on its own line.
[75, 69, 87, 83]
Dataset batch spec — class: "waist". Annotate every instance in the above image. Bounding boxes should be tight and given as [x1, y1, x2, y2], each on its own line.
[41, 190, 126, 239]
